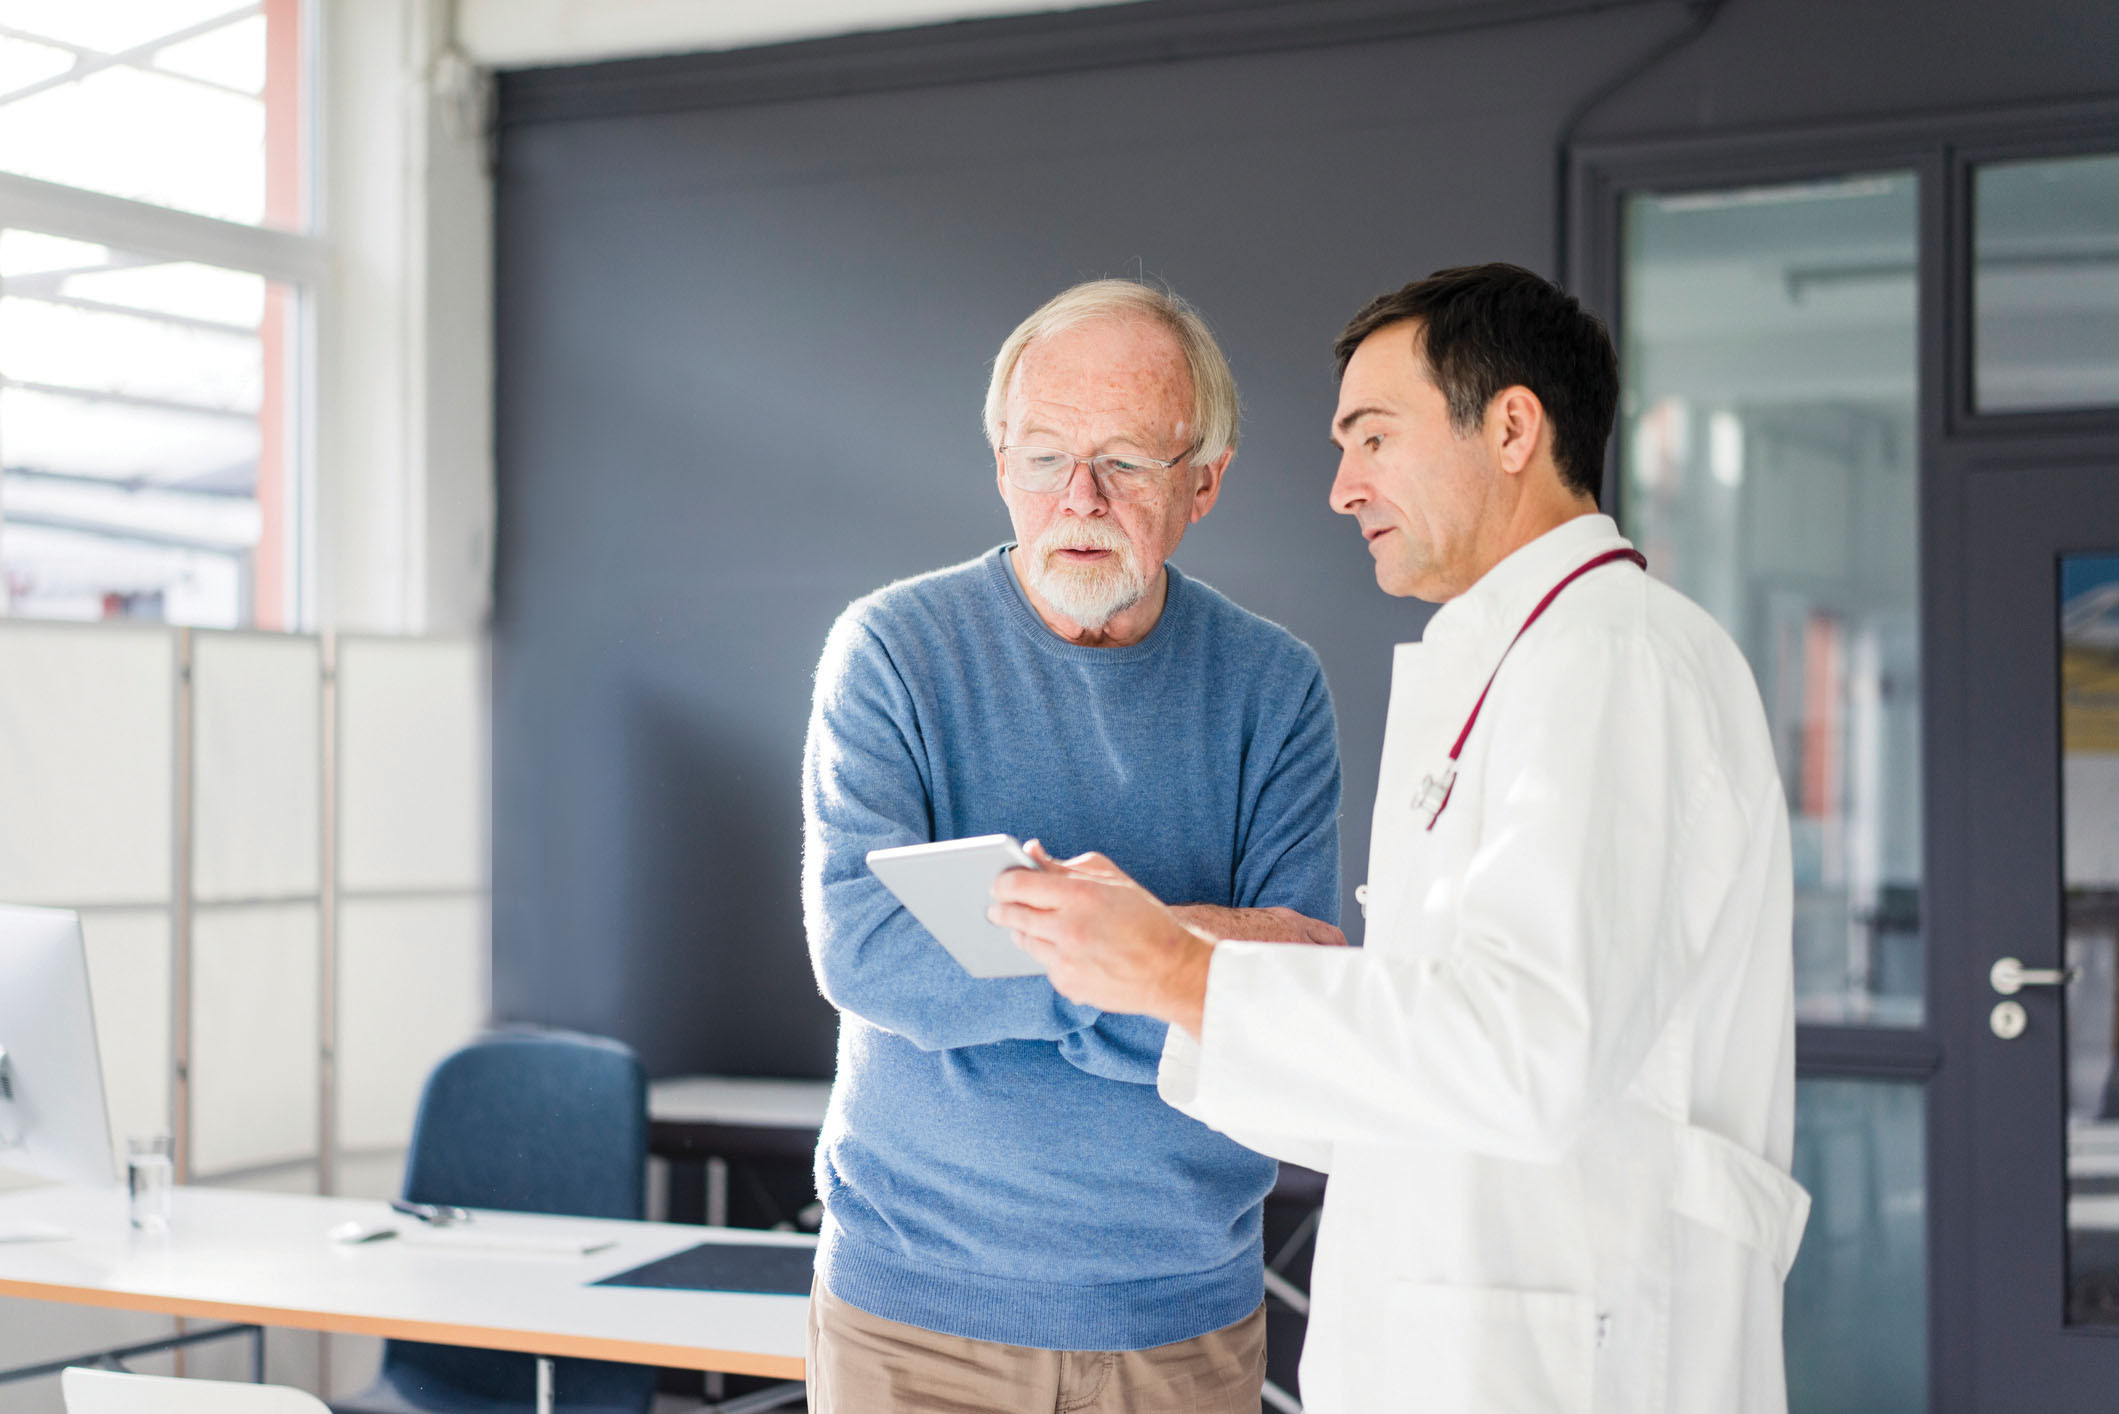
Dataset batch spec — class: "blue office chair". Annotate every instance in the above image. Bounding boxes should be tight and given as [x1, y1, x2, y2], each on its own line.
[332, 1029, 654, 1414]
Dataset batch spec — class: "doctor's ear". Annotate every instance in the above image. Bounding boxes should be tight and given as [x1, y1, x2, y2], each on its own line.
[1488, 386, 1546, 477]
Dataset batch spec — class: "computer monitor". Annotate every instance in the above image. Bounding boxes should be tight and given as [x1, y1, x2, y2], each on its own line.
[0, 905, 116, 1187]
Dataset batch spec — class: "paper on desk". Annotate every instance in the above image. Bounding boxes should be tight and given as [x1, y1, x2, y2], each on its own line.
[396, 1227, 615, 1257]
[0, 1221, 70, 1243]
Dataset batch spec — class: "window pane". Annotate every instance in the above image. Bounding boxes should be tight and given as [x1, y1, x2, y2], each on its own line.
[1975, 152, 2119, 413]
[0, 1, 303, 229]
[1786, 1077, 1927, 1414]
[0, 230, 296, 629]
[1622, 174, 1924, 1026]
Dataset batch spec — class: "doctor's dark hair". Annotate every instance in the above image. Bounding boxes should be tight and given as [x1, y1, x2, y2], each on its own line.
[1332, 264, 1619, 502]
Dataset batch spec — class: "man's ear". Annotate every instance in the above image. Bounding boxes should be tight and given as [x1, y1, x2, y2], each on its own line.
[1490, 386, 1546, 477]
[1188, 450, 1233, 524]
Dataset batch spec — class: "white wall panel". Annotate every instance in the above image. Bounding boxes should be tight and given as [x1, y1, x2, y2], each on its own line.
[337, 895, 486, 1151]
[75, 909, 170, 1169]
[191, 903, 320, 1177]
[338, 638, 483, 893]
[193, 634, 321, 903]
[0, 624, 172, 906]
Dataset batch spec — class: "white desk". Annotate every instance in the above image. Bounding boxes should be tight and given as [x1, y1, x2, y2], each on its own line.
[0, 1183, 810, 1380]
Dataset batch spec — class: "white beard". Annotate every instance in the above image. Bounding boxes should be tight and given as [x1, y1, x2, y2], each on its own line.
[1023, 521, 1153, 632]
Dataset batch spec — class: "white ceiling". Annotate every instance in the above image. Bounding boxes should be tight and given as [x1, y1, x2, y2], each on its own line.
[456, 0, 1148, 69]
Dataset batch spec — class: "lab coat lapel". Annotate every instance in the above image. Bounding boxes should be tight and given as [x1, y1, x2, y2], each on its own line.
[1363, 631, 1489, 945]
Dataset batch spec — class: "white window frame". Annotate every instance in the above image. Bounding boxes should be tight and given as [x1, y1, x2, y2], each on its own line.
[0, 171, 330, 629]
[0, 0, 331, 630]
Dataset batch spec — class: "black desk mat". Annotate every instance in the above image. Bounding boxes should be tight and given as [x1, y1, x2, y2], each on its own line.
[595, 1241, 815, 1296]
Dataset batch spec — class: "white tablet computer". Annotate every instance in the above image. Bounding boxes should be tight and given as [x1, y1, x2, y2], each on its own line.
[866, 834, 1046, 978]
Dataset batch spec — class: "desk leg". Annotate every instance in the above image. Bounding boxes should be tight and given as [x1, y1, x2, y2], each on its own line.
[669, 1158, 706, 1224]
[536, 1356, 554, 1414]
[707, 1156, 730, 1227]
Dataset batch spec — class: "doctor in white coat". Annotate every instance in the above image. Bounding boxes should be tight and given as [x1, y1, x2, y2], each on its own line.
[992, 263, 1810, 1414]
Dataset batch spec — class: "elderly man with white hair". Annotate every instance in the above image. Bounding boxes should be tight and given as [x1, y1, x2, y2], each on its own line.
[800, 279, 1344, 1413]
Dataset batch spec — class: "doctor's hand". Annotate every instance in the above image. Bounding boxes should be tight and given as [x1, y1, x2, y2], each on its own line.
[989, 842, 1215, 1040]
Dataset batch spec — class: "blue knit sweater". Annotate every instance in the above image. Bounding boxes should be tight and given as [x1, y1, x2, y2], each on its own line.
[800, 545, 1341, 1350]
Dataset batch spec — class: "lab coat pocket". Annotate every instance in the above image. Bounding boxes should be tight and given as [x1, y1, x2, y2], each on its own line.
[1387, 1283, 1596, 1413]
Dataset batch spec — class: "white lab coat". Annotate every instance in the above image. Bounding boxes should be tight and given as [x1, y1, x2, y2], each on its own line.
[1160, 515, 1808, 1414]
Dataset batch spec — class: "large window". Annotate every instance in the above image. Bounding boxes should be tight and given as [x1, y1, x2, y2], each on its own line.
[1974, 152, 2119, 413]
[1622, 173, 1924, 1029]
[0, 1, 299, 228]
[1618, 170, 1929, 1414]
[0, 0, 315, 630]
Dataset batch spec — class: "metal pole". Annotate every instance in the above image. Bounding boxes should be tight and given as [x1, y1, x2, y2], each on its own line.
[172, 627, 195, 1183]
[318, 629, 338, 1199]
[707, 1156, 729, 1227]
[0, 1323, 259, 1387]
[535, 1356, 554, 1414]
[315, 629, 339, 1402]
[704, 1154, 731, 1404]
[170, 627, 195, 1380]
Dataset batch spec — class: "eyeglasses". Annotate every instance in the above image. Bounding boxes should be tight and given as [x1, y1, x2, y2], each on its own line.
[999, 444, 1193, 503]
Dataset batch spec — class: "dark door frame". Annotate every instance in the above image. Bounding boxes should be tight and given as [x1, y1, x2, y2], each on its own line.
[1570, 95, 2119, 1414]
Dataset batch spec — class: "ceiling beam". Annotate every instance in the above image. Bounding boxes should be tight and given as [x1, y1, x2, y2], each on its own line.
[497, 0, 1672, 127]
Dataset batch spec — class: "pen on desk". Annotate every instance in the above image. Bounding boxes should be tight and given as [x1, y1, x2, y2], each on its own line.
[390, 1199, 473, 1227]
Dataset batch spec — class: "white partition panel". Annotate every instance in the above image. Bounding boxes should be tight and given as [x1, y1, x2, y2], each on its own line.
[193, 633, 321, 903]
[338, 638, 483, 893]
[0, 623, 173, 905]
[337, 895, 486, 1152]
[75, 909, 172, 1169]
[191, 903, 320, 1176]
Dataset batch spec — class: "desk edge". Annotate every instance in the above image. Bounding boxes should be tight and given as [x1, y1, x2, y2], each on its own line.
[0, 1277, 806, 1379]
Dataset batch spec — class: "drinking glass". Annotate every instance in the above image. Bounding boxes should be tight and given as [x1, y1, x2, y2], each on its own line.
[127, 1133, 173, 1231]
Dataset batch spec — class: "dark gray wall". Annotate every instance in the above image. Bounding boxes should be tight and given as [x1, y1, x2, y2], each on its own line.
[491, 0, 2118, 1079]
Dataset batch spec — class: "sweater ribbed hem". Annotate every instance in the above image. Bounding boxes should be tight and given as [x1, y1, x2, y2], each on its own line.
[816, 1218, 1264, 1351]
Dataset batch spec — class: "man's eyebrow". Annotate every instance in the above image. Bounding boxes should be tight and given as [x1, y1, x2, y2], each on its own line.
[1333, 405, 1391, 436]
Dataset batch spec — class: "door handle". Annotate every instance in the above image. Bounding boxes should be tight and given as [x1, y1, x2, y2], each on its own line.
[1990, 956, 2078, 995]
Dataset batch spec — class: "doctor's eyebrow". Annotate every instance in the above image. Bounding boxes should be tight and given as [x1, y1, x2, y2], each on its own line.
[1331, 405, 1391, 443]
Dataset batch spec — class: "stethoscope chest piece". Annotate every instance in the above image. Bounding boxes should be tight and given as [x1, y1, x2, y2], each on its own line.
[1412, 766, 1456, 830]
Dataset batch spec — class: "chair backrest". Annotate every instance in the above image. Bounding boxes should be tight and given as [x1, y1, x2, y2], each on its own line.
[401, 1028, 647, 1219]
[63, 1367, 330, 1413]
[383, 1028, 653, 1410]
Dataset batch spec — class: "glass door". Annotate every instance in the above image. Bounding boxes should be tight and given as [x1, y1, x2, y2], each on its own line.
[1946, 139, 2119, 1407]
[2062, 552, 2119, 1326]
[1958, 461, 2119, 1406]
[1581, 102, 2119, 1414]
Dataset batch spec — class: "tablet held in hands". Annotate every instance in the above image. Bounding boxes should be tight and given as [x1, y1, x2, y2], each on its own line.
[866, 835, 1046, 978]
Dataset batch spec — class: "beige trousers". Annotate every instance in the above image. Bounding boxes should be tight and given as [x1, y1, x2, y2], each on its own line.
[805, 1280, 1267, 1414]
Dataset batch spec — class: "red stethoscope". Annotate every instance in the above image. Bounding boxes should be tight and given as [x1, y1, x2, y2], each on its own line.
[1413, 548, 1649, 831]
